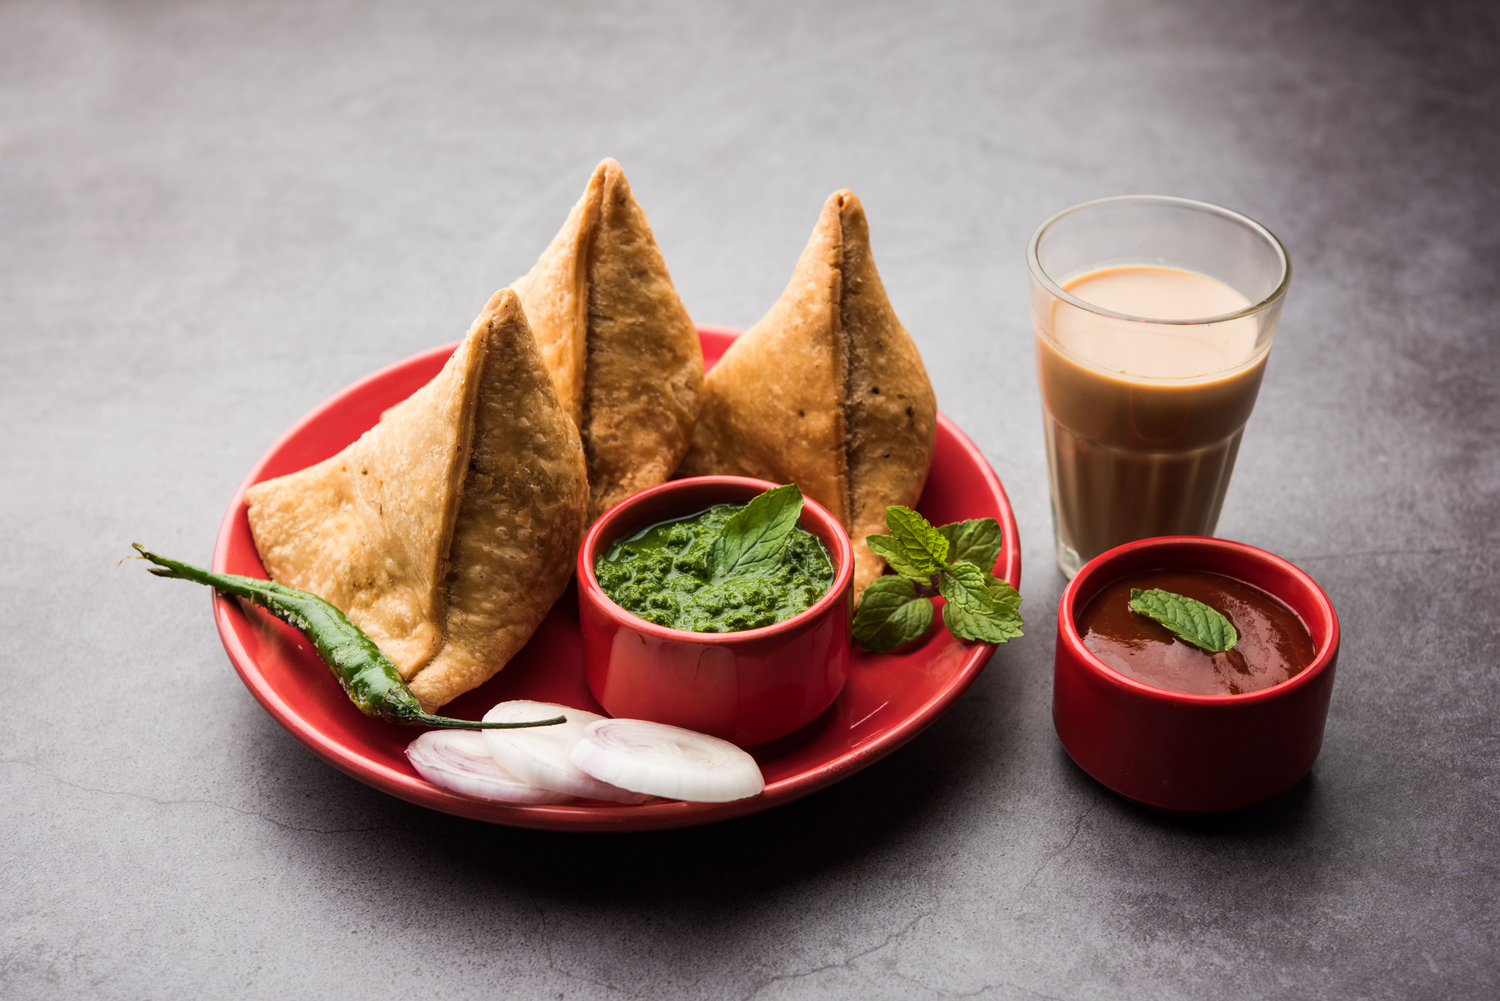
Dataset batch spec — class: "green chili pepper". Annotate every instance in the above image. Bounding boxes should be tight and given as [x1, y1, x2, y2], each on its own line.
[133, 544, 565, 731]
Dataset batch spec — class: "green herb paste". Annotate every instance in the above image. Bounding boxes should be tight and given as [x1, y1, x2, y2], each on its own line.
[595, 504, 835, 633]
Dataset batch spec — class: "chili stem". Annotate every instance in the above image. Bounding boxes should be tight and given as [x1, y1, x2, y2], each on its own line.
[133, 544, 565, 731]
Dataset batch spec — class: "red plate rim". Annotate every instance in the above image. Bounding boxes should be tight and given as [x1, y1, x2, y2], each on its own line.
[210, 327, 1021, 831]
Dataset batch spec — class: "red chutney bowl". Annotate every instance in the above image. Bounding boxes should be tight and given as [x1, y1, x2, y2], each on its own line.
[1054, 536, 1340, 813]
[578, 476, 854, 748]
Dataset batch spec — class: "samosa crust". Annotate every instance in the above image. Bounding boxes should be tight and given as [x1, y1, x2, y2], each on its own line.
[246, 290, 589, 711]
[582, 161, 705, 520]
[509, 175, 602, 428]
[511, 158, 703, 522]
[677, 202, 849, 525]
[835, 194, 938, 599]
[680, 190, 937, 600]
[245, 325, 486, 675]
[408, 291, 589, 710]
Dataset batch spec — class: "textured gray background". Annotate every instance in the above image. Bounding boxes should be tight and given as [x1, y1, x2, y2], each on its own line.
[3, 1, 1497, 998]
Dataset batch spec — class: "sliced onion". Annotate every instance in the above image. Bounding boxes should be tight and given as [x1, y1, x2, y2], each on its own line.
[568, 719, 765, 803]
[481, 701, 650, 803]
[405, 730, 574, 804]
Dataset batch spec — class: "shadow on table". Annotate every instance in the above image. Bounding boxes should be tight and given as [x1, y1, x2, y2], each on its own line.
[1051, 742, 1325, 839]
[391, 661, 1024, 912]
[398, 730, 966, 910]
[320, 641, 1028, 913]
[243, 646, 1026, 913]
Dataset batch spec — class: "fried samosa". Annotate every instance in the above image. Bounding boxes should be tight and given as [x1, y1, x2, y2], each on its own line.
[679, 190, 937, 601]
[511, 157, 703, 522]
[245, 289, 589, 711]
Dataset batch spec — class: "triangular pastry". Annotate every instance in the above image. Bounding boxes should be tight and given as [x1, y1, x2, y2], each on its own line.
[679, 190, 937, 600]
[246, 289, 589, 710]
[512, 158, 703, 521]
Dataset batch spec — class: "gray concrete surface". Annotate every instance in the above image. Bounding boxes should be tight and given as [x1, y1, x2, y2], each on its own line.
[3, 1, 1497, 998]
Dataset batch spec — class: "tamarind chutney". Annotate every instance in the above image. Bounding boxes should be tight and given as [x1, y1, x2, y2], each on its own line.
[1075, 568, 1315, 696]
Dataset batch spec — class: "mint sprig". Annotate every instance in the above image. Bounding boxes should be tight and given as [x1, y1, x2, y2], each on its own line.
[881, 507, 950, 574]
[710, 483, 804, 582]
[852, 507, 1023, 652]
[937, 518, 1003, 570]
[865, 533, 930, 580]
[851, 576, 934, 651]
[1128, 588, 1237, 653]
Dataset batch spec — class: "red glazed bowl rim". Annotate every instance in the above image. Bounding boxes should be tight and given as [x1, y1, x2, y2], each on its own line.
[578, 475, 855, 643]
[1058, 535, 1340, 706]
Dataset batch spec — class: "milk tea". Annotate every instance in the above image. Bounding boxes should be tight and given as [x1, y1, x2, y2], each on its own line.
[1034, 265, 1268, 572]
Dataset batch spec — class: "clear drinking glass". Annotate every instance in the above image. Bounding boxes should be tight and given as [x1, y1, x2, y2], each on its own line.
[1028, 195, 1291, 578]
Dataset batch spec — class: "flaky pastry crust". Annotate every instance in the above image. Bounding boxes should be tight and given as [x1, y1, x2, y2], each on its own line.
[512, 158, 703, 522]
[247, 290, 589, 710]
[680, 191, 937, 599]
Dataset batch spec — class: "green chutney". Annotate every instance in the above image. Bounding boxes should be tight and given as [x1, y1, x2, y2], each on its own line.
[594, 504, 836, 633]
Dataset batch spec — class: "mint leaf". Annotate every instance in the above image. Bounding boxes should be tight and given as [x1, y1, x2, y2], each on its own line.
[1128, 588, 1237, 653]
[852, 576, 934, 652]
[866, 533, 931, 580]
[937, 519, 1003, 573]
[943, 593, 1024, 643]
[937, 561, 994, 616]
[852, 508, 1026, 652]
[986, 574, 1023, 612]
[940, 563, 1023, 643]
[882, 506, 950, 575]
[710, 484, 803, 582]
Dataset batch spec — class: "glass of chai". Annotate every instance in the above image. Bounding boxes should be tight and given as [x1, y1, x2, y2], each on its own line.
[1028, 195, 1292, 578]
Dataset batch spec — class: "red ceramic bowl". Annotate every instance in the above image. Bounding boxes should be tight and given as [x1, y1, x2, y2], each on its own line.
[1054, 536, 1340, 813]
[578, 476, 854, 747]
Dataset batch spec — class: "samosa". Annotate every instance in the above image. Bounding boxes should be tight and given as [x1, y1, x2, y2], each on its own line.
[245, 289, 589, 711]
[679, 190, 937, 601]
[511, 157, 703, 522]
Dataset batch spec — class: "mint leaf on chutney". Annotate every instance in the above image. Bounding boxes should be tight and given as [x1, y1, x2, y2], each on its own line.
[710, 483, 804, 582]
[596, 487, 834, 634]
[1128, 587, 1238, 653]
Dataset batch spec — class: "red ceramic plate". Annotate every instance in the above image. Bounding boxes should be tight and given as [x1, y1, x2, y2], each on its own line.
[212, 326, 1022, 831]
